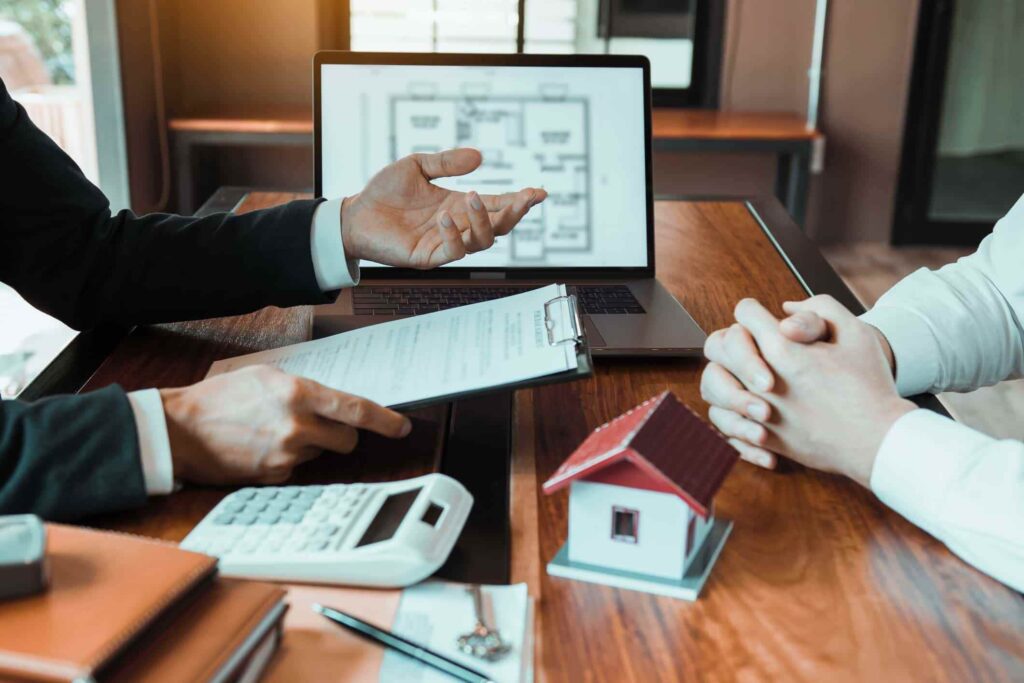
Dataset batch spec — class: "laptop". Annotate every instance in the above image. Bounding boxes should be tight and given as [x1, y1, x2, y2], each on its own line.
[312, 52, 706, 357]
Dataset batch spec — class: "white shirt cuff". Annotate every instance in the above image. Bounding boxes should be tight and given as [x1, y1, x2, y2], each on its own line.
[859, 306, 942, 396]
[870, 409, 987, 535]
[126, 389, 175, 495]
[311, 198, 360, 290]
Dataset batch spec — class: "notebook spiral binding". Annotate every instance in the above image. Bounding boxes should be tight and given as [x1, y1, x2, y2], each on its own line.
[543, 294, 585, 350]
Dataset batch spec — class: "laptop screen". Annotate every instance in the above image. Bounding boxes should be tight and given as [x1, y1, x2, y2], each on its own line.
[318, 59, 650, 271]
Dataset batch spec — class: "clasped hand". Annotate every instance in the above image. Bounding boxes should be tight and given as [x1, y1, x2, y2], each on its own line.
[700, 295, 915, 487]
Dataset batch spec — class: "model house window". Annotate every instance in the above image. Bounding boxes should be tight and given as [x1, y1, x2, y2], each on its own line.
[611, 506, 639, 544]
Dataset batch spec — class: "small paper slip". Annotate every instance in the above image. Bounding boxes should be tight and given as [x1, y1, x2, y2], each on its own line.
[266, 581, 534, 683]
[207, 283, 588, 410]
[379, 582, 533, 683]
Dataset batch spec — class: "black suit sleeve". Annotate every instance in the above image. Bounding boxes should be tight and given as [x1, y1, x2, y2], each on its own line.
[0, 77, 334, 519]
[0, 77, 331, 329]
[0, 386, 147, 520]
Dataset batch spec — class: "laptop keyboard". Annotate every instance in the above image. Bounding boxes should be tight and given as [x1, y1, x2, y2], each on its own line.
[352, 285, 645, 316]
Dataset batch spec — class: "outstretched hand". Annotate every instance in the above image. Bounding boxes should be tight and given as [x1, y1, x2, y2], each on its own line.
[340, 148, 547, 269]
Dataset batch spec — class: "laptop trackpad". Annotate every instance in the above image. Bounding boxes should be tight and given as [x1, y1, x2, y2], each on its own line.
[582, 316, 608, 348]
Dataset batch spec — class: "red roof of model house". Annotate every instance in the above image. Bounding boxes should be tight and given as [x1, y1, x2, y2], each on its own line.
[541, 391, 739, 518]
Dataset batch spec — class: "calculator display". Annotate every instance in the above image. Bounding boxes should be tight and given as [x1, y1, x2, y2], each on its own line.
[356, 487, 422, 548]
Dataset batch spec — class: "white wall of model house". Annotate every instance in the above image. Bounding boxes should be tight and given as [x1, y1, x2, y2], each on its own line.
[568, 480, 714, 580]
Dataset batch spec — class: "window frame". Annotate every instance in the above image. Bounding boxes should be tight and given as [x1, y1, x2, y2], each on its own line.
[611, 505, 640, 544]
[327, 0, 724, 109]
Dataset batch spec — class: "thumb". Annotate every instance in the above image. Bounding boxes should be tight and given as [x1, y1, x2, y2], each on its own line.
[779, 303, 830, 343]
[413, 148, 482, 180]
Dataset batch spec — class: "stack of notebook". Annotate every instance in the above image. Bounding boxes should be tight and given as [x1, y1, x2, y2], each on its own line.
[0, 524, 288, 683]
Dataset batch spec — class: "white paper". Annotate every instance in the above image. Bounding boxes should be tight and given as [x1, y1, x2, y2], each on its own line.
[207, 284, 578, 408]
[379, 582, 532, 683]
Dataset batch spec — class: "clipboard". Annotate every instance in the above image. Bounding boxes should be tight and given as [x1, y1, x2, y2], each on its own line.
[388, 293, 593, 412]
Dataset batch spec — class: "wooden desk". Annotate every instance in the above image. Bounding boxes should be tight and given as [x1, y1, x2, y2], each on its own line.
[651, 109, 820, 227]
[80, 192, 1023, 681]
[169, 109, 819, 226]
[169, 109, 313, 215]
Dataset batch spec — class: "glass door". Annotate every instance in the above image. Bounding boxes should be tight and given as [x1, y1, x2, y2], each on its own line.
[894, 0, 1024, 245]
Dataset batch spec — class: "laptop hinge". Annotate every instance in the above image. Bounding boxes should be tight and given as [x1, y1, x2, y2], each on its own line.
[470, 271, 504, 280]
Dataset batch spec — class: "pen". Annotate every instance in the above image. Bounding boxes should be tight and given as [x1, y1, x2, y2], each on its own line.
[312, 603, 494, 683]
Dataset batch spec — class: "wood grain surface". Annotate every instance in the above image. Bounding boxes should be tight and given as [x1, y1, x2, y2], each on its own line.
[168, 108, 313, 134]
[82, 193, 1023, 681]
[167, 108, 817, 142]
[528, 202, 1024, 682]
[651, 109, 820, 141]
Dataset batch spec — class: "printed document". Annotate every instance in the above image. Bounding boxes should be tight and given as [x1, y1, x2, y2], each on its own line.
[207, 284, 578, 408]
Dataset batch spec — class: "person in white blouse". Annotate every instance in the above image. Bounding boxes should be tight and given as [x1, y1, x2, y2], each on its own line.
[700, 193, 1024, 592]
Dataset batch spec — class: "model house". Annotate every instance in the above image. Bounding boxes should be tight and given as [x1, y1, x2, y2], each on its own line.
[543, 391, 739, 599]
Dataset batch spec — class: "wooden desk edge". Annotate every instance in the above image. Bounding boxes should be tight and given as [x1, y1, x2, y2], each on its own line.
[166, 109, 820, 141]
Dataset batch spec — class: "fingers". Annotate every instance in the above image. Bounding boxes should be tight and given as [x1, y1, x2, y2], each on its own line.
[463, 191, 495, 252]
[437, 210, 467, 264]
[482, 188, 547, 235]
[782, 294, 852, 320]
[708, 405, 768, 447]
[779, 310, 830, 343]
[732, 299, 785, 349]
[296, 417, 360, 455]
[704, 324, 774, 392]
[480, 187, 546, 213]
[414, 148, 482, 180]
[727, 438, 778, 470]
[299, 379, 412, 438]
[700, 361, 771, 421]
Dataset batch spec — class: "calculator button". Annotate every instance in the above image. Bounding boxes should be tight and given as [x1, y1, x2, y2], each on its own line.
[310, 540, 329, 552]
[213, 514, 235, 525]
[258, 513, 280, 525]
[278, 487, 301, 499]
[282, 511, 305, 524]
[233, 489, 256, 500]
[234, 513, 257, 525]
[237, 540, 260, 553]
[244, 502, 267, 513]
[222, 500, 246, 513]
[209, 540, 234, 555]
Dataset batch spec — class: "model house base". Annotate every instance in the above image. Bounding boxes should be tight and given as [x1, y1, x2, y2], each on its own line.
[547, 517, 733, 601]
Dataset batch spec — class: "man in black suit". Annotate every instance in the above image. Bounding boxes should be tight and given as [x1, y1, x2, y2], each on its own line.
[0, 77, 547, 520]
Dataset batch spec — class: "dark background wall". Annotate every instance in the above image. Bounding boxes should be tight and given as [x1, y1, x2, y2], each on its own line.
[118, 0, 920, 244]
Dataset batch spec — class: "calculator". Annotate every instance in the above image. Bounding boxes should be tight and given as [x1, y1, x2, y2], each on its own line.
[180, 474, 472, 588]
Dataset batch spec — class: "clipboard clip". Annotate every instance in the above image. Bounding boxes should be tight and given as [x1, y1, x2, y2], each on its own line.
[543, 294, 585, 348]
